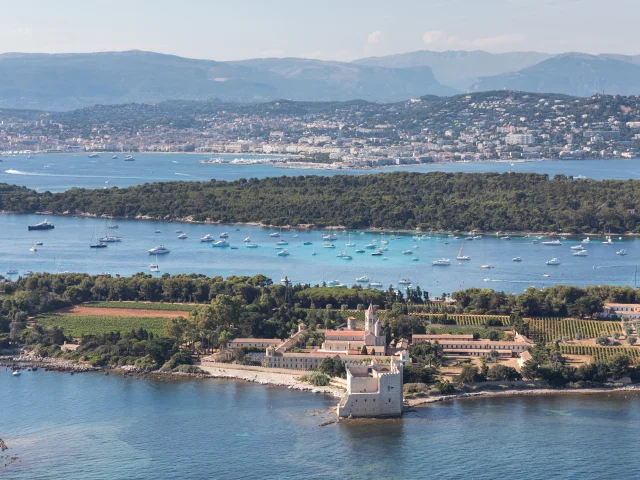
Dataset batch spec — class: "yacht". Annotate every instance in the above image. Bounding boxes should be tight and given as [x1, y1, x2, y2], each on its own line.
[177, 233, 187, 239]
[219, 232, 229, 238]
[543, 273, 551, 277]
[155, 230, 162, 234]
[369, 281, 383, 288]
[355, 248, 365, 253]
[326, 280, 340, 287]
[532, 239, 539, 244]
[570, 245, 585, 250]
[112, 155, 118, 159]
[150, 255, 160, 272]
[34, 241, 43, 245]
[270, 231, 280, 238]
[500, 236, 511, 240]
[303, 241, 313, 245]
[6, 266, 19, 275]
[356, 276, 370, 283]
[483, 277, 492, 282]
[582, 237, 591, 243]
[512, 257, 522, 262]
[24, 270, 34, 276]
[616, 249, 627, 256]
[276, 240, 288, 246]
[573, 250, 588, 256]
[12, 370, 21, 376]
[364, 243, 377, 249]
[148, 245, 170, 255]
[402, 250, 413, 255]
[481, 264, 494, 269]
[243, 237, 251, 242]
[546, 258, 561, 265]
[322, 234, 337, 241]
[90, 242, 107, 249]
[371, 250, 384, 256]
[100, 235, 121, 243]
[30, 246, 37, 252]
[124, 155, 135, 161]
[603, 236, 614, 245]
[398, 279, 412, 285]
[456, 247, 471, 261]
[323, 244, 336, 249]
[200, 234, 215, 243]
[432, 258, 451, 266]
[277, 249, 290, 257]
[342, 255, 353, 260]
[412, 258, 419, 262]
[212, 240, 230, 247]
[542, 239, 562, 246]
[28, 219, 55, 231]
[246, 243, 259, 248]
[88, 153, 99, 158]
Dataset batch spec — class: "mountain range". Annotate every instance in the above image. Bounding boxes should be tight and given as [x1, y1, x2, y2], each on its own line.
[1, 49, 639, 110]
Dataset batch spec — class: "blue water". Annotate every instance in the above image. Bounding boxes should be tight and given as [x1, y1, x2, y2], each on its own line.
[1, 153, 640, 192]
[2, 368, 640, 479]
[1, 213, 638, 293]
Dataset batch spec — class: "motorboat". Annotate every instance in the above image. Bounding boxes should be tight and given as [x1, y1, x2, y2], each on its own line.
[398, 279, 411, 285]
[323, 244, 336, 249]
[342, 255, 353, 260]
[481, 264, 494, 269]
[244, 237, 251, 242]
[369, 281, 383, 288]
[616, 249, 627, 256]
[512, 257, 522, 262]
[322, 234, 337, 241]
[148, 245, 170, 255]
[88, 153, 99, 158]
[246, 243, 259, 248]
[276, 240, 288, 246]
[219, 232, 229, 238]
[546, 258, 561, 265]
[124, 155, 135, 161]
[28, 219, 55, 231]
[483, 277, 492, 282]
[90, 242, 107, 249]
[34, 241, 43, 245]
[212, 240, 230, 247]
[402, 250, 413, 255]
[30, 246, 37, 252]
[356, 276, 370, 283]
[543, 273, 551, 277]
[573, 250, 588, 256]
[100, 235, 121, 242]
[155, 230, 162, 234]
[582, 237, 591, 243]
[603, 236, 614, 245]
[270, 232, 280, 238]
[364, 243, 377, 249]
[12, 370, 21, 376]
[371, 250, 384, 256]
[456, 247, 471, 261]
[532, 239, 539, 244]
[432, 258, 451, 266]
[6, 268, 18, 275]
[177, 233, 188, 239]
[200, 234, 215, 243]
[542, 239, 562, 246]
[355, 249, 365, 253]
[303, 241, 313, 245]
[570, 245, 584, 250]
[112, 155, 118, 159]
[326, 280, 340, 286]
[500, 236, 511, 240]
[24, 270, 34, 275]
[277, 249, 290, 257]
[412, 258, 419, 262]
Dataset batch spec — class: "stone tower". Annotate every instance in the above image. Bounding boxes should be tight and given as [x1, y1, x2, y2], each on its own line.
[364, 304, 376, 334]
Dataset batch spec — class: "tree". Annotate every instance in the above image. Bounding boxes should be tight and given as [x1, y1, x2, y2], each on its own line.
[487, 350, 500, 363]
[456, 364, 480, 385]
[487, 364, 521, 381]
[361, 346, 368, 355]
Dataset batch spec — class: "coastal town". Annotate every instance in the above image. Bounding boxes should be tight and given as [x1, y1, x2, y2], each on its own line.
[2, 91, 640, 167]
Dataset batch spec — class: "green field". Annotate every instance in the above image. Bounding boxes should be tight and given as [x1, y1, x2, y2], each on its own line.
[38, 314, 169, 337]
[559, 344, 640, 362]
[526, 318, 622, 342]
[85, 301, 201, 312]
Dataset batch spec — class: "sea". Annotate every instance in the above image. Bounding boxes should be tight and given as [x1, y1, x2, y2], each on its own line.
[1, 153, 639, 193]
[2, 368, 640, 480]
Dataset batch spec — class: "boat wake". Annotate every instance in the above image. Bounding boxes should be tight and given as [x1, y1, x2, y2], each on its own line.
[4, 169, 158, 180]
[174, 172, 191, 177]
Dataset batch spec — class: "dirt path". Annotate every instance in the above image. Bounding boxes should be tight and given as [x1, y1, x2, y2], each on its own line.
[56, 305, 190, 318]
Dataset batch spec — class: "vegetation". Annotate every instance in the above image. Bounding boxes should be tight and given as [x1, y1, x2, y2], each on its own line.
[1, 171, 640, 231]
[86, 301, 201, 311]
[527, 318, 622, 342]
[299, 371, 330, 387]
[38, 314, 168, 337]
[559, 344, 640, 362]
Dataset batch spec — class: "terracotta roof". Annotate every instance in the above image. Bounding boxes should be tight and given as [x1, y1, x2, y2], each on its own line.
[324, 330, 366, 337]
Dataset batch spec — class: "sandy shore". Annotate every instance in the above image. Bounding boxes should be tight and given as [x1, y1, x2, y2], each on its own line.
[199, 363, 344, 397]
[407, 385, 640, 407]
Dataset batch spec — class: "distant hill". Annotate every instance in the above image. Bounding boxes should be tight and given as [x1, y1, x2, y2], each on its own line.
[353, 50, 553, 90]
[0, 51, 456, 110]
[471, 53, 640, 96]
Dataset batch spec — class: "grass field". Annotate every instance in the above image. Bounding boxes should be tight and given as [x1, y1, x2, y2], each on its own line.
[85, 301, 202, 312]
[560, 344, 640, 363]
[526, 318, 622, 342]
[38, 313, 169, 337]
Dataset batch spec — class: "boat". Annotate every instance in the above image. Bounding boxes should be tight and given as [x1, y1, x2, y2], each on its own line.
[200, 234, 215, 243]
[112, 155, 118, 159]
[364, 243, 377, 249]
[500, 236, 511, 240]
[345, 233, 355, 247]
[326, 280, 340, 287]
[398, 279, 411, 285]
[12, 370, 21, 376]
[124, 155, 135, 161]
[244, 237, 251, 243]
[512, 257, 522, 262]
[481, 264, 494, 269]
[148, 245, 170, 255]
[230, 246, 238, 250]
[603, 236, 614, 245]
[342, 255, 353, 260]
[276, 240, 288, 245]
[28, 219, 55, 231]
[371, 250, 384, 256]
[456, 247, 471, 261]
[34, 241, 43, 245]
[356, 276, 370, 283]
[30, 246, 37, 252]
[573, 250, 588, 256]
[246, 243, 259, 248]
[178, 233, 188, 239]
[88, 153, 99, 158]
[6, 264, 18, 275]
[322, 234, 337, 241]
[483, 277, 492, 282]
[323, 244, 336, 249]
[107, 224, 119, 229]
[542, 239, 562, 246]
[99, 235, 121, 242]
[176, 230, 184, 234]
[532, 239, 539, 244]
[543, 273, 551, 277]
[546, 258, 561, 265]
[270, 231, 280, 238]
[277, 249, 290, 257]
[155, 230, 161, 234]
[412, 258, 419, 262]
[90, 242, 107, 249]
[402, 250, 413, 255]
[355, 249, 365, 253]
[570, 245, 585, 250]
[303, 241, 313, 245]
[212, 240, 230, 247]
[432, 258, 451, 266]
[219, 232, 229, 238]
[582, 237, 591, 243]
[616, 249, 627, 256]
[369, 281, 383, 288]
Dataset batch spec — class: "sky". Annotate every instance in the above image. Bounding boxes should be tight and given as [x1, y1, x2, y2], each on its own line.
[1, 0, 639, 61]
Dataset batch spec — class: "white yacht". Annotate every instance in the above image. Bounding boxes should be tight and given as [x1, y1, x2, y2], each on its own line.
[276, 240, 288, 246]
[326, 280, 340, 287]
[124, 155, 135, 161]
[542, 239, 562, 246]
[432, 258, 451, 266]
[277, 249, 290, 257]
[402, 250, 413, 255]
[323, 243, 336, 249]
[322, 233, 338, 241]
[112, 155, 118, 159]
[219, 232, 229, 238]
[34, 241, 43, 246]
[532, 239, 539, 244]
[243, 237, 251, 243]
[270, 231, 280, 238]
[356, 276, 370, 283]
[150, 255, 160, 272]
[603, 236, 614, 245]
[512, 257, 522, 262]
[212, 240, 230, 247]
[582, 237, 591, 243]
[369, 281, 383, 288]
[481, 264, 494, 269]
[100, 235, 122, 243]
[573, 250, 588, 256]
[148, 245, 170, 255]
[456, 247, 471, 261]
[177, 233, 188, 239]
[246, 243, 259, 248]
[12, 370, 21, 376]
[616, 249, 627, 256]
[570, 245, 585, 250]
[546, 258, 561, 265]
[88, 153, 99, 158]
[398, 279, 411, 285]
[364, 243, 377, 249]
[30, 246, 37, 252]
[200, 234, 215, 243]
[500, 236, 511, 240]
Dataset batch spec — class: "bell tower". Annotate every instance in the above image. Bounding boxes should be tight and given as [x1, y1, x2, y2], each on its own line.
[364, 304, 376, 333]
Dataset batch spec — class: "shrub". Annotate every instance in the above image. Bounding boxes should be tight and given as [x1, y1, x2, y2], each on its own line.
[300, 371, 330, 386]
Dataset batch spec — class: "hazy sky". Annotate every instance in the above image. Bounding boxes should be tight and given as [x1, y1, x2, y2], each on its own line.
[1, 0, 638, 61]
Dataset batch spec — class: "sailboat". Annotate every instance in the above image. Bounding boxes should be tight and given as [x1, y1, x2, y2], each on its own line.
[150, 255, 160, 272]
[90, 228, 107, 248]
[456, 246, 471, 261]
[6, 262, 18, 275]
[345, 233, 355, 247]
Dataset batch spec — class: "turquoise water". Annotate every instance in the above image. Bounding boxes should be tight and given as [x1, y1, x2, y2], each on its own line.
[2, 368, 640, 479]
[1, 214, 638, 293]
[1, 153, 639, 192]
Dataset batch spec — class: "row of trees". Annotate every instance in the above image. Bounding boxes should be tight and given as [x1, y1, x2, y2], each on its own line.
[1, 171, 639, 231]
